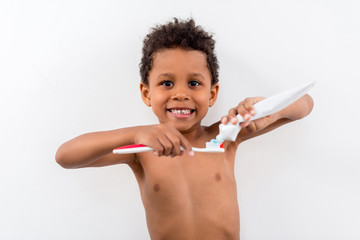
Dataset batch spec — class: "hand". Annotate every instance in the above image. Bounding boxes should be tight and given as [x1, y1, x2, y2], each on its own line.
[134, 124, 194, 157]
[221, 97, 272, 133]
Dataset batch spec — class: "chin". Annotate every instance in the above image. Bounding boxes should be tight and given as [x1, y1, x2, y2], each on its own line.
[172, 122, 200, 133]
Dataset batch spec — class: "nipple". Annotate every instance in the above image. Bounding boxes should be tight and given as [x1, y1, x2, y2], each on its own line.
[215, 173, 221, 181]
[153, 183, 160, 192]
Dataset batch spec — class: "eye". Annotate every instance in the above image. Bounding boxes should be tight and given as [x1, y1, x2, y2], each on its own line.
[161, 81, 173, 87]
[188, 80, 201, 87]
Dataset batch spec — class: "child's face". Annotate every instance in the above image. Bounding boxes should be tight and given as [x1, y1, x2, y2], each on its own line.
[140, 48, 219, 133]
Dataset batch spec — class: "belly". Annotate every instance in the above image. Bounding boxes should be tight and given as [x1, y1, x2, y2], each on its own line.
[142, 182, 240, 240]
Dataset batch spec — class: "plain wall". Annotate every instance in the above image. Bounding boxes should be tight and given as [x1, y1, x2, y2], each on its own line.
[1, 0, 359, 239]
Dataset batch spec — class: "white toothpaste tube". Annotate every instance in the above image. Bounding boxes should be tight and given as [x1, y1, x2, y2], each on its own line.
[212, 81, 315, 144]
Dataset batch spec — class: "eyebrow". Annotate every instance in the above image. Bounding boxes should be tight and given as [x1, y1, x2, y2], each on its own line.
[189, 73, 205, 80]
[157, 73, 205, 80]
[157, 73, 174, 79]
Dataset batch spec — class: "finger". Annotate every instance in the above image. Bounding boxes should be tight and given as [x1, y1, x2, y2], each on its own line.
[221, 115, 229, 124]
[248, 97, 265, 115]
[244, 101, 256, 116]
[164, 124, 193, 156]
[237, 110, 251, 122]
[182, 140, 194, 156]
[240, 121, 251, 128]
[228, 108, 238, 119]
[227, 108, 239, 125]
[158, 135, 175, 156]
[152, 139, 164, 156]
[165, 134, 182, 156]
[178, 135, 193, 156]
[252, 96, 266, 104]
[236, 101, 253, 122]
[150, 135, 169, 156]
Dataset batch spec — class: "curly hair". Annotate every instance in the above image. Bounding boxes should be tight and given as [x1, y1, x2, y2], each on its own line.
[139, 18, 219, 85]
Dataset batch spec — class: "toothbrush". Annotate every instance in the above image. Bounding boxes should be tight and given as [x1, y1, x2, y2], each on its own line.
[210, 81, 315, 144]
[113, 144, 224, 154]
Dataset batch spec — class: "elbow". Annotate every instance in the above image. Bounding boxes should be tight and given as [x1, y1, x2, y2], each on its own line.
[302, 94, 314, 118]
[284, 94, 314, 121]
[295, 94, 314, 120]
[55, 145, 75, 169]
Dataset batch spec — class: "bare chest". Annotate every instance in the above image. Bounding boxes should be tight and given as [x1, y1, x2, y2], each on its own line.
[136, 152, 235, 195]
[131, 151, 239, 215]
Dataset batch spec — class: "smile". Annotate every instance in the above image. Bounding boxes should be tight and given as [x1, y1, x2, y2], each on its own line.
[167, 108, 195, 118]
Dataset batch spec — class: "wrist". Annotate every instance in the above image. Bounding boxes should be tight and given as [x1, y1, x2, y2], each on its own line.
[111, 126, 141, 148]
[271, 111, 284, 122]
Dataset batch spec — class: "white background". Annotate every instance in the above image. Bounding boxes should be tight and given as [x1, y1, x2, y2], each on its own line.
[1, 0, 359, 239]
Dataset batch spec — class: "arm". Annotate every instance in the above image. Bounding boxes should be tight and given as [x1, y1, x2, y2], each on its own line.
[55, 127, 139, 169]
[222, 94, 314, 144]
[55, 124, 194, 169]
[275, 94, 314, 121]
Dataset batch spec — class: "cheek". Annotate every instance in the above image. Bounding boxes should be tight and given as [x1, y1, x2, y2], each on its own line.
[196, 91, 211, 105]
[150, 90, 167, 107]
[194, 94, 211, 115]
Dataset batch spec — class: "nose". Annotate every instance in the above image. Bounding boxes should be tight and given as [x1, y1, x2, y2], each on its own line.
[171, 86, 190, 101]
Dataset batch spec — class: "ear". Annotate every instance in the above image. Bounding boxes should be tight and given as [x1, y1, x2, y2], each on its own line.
[140, 83, 151, 107]
[209, 83, 219, 107]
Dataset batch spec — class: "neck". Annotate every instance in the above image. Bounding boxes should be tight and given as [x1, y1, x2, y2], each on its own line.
[179, 123, 205, 142]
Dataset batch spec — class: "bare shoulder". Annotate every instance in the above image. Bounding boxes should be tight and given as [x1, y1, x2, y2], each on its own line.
[203, 121, 221, 138]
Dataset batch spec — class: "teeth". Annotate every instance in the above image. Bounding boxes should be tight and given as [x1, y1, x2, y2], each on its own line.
[171, 109, 191, 114]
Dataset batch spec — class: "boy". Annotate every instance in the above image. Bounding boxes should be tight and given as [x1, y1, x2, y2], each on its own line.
[56, 18, 313, 240]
